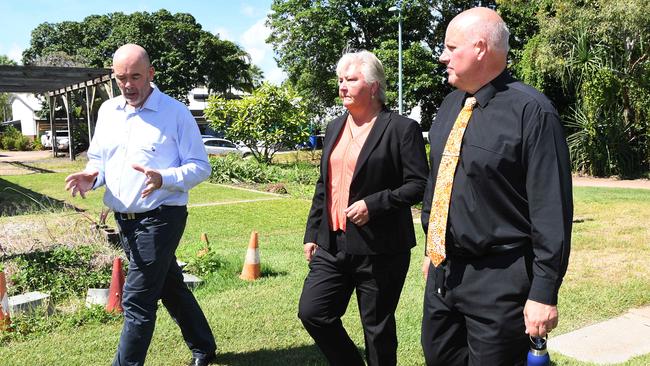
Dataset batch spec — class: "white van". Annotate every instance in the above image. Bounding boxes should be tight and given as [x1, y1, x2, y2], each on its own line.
[41, 130, 70, 149]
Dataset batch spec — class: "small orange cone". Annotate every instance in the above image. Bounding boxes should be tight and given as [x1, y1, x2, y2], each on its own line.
[197, 232, 210, 257]
[106, 258, 125, 313]
[0, 271, 11, 331]
[240, 231, 261, 281]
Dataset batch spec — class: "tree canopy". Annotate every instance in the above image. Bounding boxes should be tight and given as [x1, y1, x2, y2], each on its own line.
[22, 9, 261, 102]
[267, 0, 499, 128]
[512, 0, 650, 176]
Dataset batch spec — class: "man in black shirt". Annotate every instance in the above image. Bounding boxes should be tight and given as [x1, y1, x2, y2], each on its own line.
[420, 7, 573, 365]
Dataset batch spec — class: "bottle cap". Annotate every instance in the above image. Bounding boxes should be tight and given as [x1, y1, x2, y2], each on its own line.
[529, 336, 548, 355]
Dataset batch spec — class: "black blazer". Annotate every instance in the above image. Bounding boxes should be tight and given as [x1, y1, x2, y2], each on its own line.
[304, 109, 429, 255]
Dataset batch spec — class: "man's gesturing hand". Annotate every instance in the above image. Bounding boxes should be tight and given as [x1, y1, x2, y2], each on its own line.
[132, 163, 162, 198]
[64, 170, 99, 199]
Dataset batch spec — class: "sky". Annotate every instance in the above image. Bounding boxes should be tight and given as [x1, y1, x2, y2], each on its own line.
[0, 0, 286, 84]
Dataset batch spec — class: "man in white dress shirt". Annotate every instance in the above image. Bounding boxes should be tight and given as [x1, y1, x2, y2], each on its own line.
[65, 44, 216, 366]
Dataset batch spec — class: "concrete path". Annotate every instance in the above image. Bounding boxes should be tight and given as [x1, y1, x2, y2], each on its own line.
[549, 306, 650, 364]
[573, 176, 650, 190]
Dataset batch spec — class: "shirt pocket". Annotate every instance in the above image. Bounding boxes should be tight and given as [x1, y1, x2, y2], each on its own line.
[131, 136, 174, 167]
[462, 141, 519, 181]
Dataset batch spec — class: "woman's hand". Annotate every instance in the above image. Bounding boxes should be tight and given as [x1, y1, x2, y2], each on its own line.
[303, 242, 318, 262]
[421, 256, 431, 280]
[345, 200, 369, 226]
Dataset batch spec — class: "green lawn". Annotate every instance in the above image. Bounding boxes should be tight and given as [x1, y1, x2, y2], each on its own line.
[1, 168, 649, 365]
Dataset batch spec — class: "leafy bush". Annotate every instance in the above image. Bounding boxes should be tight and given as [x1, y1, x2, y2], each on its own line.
[208, 155, 319, 186]
[185, 251, 226, 277]
[0, 136, 11, 150]
[0, 126, 31, 151]
[9, 246, 112, 302]
[268, 161, 320, 185]
[32, 136, 44, 150]
[209, 154, 272, 184]
[11, 136, 30, 151]
[0, 304, 121, 345]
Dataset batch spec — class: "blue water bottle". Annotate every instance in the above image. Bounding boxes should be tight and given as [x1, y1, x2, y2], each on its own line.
[527, 336, 550, 366]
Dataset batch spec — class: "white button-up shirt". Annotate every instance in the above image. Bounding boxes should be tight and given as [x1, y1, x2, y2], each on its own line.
[86, 86, 210, 213]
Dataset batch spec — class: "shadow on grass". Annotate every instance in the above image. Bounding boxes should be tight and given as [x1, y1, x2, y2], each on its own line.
[260, 265, 288, 278]
[5, 161, 55, 174]
[215, 344, 326, 366]
[0, 177, 70, 216]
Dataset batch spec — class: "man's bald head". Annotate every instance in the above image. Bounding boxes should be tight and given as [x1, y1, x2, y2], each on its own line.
[448, 7, 510, 56]
[439, 7, 510, 93]
[113, 44, 151, 68]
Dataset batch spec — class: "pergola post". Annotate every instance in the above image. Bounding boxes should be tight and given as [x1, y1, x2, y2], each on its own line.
[49, 95, 56, 158]
[85, 85, 95, 141]
[63, 91, 76, 161]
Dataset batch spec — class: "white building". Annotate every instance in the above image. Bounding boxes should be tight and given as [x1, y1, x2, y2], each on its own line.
[9, 93, 43, 138]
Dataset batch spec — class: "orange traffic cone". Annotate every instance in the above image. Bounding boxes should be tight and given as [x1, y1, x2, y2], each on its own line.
[106, 258, 125, 313]
[240, 231, 261, 281]
[197, 232, 210, 257]
[0, 271, 11, 331]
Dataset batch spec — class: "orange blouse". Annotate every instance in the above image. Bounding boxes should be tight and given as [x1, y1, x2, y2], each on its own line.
[327, 117, 374, 231]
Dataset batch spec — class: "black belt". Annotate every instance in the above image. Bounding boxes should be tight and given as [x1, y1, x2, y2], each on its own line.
[114, 205, 180, 221]
[447, 239, 530, 258]
[488, 240, 529, 253]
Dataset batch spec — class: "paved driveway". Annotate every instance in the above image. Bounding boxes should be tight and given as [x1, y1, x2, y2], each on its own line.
[0, 150, 53, 175]
[0, 150, 51, 162]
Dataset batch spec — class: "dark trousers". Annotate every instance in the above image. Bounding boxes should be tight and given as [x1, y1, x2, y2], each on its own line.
[421, 247, 532, 366]
[113, 206, 216, 366]
[298, 232, 410, 366]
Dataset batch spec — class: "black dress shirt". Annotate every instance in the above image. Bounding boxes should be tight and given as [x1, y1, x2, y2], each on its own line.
[421, 71, 573, 305]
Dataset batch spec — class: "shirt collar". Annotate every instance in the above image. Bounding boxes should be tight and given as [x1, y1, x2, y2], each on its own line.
[116, 83, 161, 112]
[469, 70, 514, 108]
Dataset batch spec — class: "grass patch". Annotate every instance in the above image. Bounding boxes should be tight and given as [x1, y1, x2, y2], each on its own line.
[1, 158, 649, 365]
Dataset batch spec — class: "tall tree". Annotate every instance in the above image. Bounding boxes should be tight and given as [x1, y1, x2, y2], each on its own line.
[267, 0, 497, 128]
[514, 0, 650, 177]
[0, 55, 17, 122]
[22, 10, 259, 102]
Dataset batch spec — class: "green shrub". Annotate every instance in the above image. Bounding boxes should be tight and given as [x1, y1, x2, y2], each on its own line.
[32, 137, 44, 150]
[269, 161, 319, 185]
[208, 154, 319, 185]
[185, 251, 227, 277]
[1, 136, 12, 150]
[0, 304, 121, 345]
[0, 126, 31, 151]
[9, 246, 112, 302]
[209, 154, 272, 184]
[11, 135, 31, 151]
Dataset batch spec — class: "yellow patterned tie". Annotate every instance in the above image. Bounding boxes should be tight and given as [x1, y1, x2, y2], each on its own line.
[426, 97, 477, 267]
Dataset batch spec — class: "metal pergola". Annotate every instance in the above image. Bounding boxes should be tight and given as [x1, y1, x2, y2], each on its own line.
[0, 65, 114, 160]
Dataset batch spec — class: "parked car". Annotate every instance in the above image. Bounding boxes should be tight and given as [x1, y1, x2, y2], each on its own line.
[203, 138, 250, 157]
[41, 130, 70, 150]
[235, 141, 277, 157]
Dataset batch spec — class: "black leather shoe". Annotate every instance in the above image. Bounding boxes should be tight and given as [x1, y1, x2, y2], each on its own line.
[187, 352, 216, 366]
